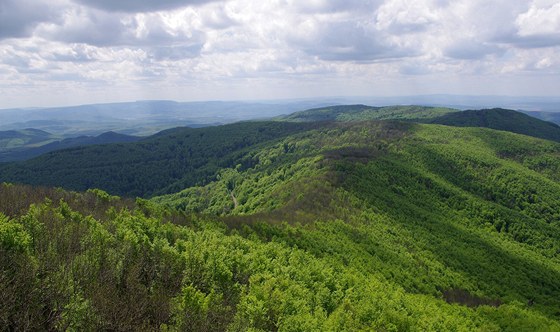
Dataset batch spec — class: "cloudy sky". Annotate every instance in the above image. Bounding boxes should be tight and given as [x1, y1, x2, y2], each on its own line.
[0, 0, 559, 108]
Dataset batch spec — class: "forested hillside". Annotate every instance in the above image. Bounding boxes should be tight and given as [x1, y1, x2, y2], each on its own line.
[427, 108, 560, 142]
[0, 122, 318, 197]
[0, 131, 140, 162]
[2, 106, 560, 330]
[3, 105, 558, 198]
[283, 105, 560, 143]
[2, 175, 559, 330]
[153, 121, 560, 319]
[0, 129, 60, 152]
[282, 104, 457, 122]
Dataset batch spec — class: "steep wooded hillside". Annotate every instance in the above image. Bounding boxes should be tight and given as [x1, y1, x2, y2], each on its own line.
[2, 120, 560, 330]
[153, 121, 560, 324]
[2, 105, 560, 330]
[428, 108, 560, 142]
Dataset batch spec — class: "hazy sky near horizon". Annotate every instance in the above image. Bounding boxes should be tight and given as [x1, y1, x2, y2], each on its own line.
[0, 0, 559, 108]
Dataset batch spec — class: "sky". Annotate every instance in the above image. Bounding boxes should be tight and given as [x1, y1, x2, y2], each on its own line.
[0, 0, 559, 108]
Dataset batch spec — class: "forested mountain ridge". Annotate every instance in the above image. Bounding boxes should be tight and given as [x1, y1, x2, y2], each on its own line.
[2, 122, 560, 329]
[427, 108, 560, 142]
[0, 131, 140, 162]
[2, 105, 558, 197]
[0, 121, 320, 197]
[283, 105, 560, 143]
[2, 104, 560, 330]
[281, 104, 458, 122]
[153, 122, 560, 311]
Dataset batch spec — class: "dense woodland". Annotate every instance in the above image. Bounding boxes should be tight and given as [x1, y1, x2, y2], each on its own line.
[0, 122, 319, 197]
[1, 106, 560, 330]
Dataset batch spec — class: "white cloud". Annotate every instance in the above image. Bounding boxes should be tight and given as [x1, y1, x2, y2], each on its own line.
[516, 0, 560, 36]
[72, 0, 220, 13]
[0, 0, 559, 108]
[375, 0, 439, 34]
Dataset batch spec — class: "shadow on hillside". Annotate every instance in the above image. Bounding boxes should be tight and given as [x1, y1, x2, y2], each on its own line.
[340, 155, 560, 318]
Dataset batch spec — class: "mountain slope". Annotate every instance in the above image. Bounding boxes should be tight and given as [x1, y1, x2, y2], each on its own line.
[283, 105, 560, 143]
[2, 116, 560, 329]
[2, 105, 560, 197]
[0, 128, 60, 151]
[154, 121, 560, 320]
[282, 104, 458, 122]
[2, 182, 559, 330]
[0, 122, 319, 197]
[427, 108, 560, 142]
[0, 131, 140, 162]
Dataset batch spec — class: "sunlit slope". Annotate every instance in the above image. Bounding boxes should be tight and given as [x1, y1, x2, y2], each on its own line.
[283, 105, 560, 143]
[428, 108, 560, 142]
[2, 120, 560, 330]
[281, 104, 458, 122]
[154, 122, 560, 321]
[1, 182, 558, 330]
[0, 122, 318, 197]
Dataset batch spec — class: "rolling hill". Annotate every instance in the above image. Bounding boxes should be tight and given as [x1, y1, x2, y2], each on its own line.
[0, 131, 140, 162]
[281, 104, 458, 122]
[2, 110, 560, 330]
[0, 122, 319, 197]
[0, 128, 60, 151]
[2, 105, 560, 197]
[284, 105, 560, 143]
[427, 108, 560, 142]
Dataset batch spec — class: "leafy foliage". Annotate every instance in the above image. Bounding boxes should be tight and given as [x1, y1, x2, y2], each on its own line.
[155, 122, 560, 323]
[2, 105, 560, 330]
[1, 183, 559, 331]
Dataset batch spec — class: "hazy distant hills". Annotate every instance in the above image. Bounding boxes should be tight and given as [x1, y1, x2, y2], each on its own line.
[0, 130, 139, 162]
[0, 100, 334, 137]
[0, 128, 59, 151]
[2, 105, 560, 196]
[281, 104, 458, 122]
[2, 97, 558, 137]
[521, 110, 560, 125]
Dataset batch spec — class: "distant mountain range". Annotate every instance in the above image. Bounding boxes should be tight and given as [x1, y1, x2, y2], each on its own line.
[0, 129, 139, 162]
[521, 110, 560, 125]
[2, 105, 560, 196]
[1, 97, 558, 138]
[0, 100, 335, 137]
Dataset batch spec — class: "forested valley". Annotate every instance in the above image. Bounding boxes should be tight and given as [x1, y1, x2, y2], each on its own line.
[2, 106, 560, 331]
